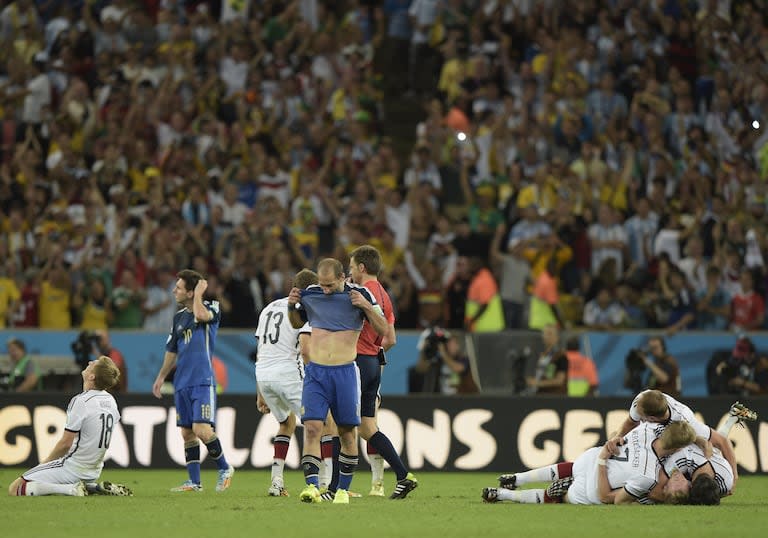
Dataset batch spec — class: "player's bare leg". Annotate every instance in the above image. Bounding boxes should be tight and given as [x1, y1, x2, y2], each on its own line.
[269, 413, 296, 496]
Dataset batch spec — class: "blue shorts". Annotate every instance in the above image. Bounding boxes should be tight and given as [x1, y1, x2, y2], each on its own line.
[175, 385, 216, 427]
[302, 362, 361, 427]
[355, 354, 381, 418]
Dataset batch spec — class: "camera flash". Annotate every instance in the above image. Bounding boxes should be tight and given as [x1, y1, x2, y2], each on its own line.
[457, 132, 467, 142]
[753, 120, 760, 129]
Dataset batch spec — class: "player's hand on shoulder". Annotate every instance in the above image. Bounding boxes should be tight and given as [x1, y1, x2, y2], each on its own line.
[349, 289, 368, 309]
[288, 287, 301, 305]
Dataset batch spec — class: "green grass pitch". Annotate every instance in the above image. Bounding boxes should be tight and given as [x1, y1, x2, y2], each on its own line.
[2, 469, 768, 538]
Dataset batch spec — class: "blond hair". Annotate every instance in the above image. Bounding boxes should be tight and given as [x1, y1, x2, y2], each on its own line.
[93, 355, 120, 391]
[659, 421, 696, 451]
[293, 269, 318, 289]
[638, 390, 667, 418]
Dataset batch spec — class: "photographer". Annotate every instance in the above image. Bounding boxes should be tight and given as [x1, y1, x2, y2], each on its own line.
[525, 324, 568, 395]
[4, 338, 41, 392]
[95, 330, 127, 393]
[626, 337, 680, 397]
[410, 327, 477, 394]
[713, 337, 768, 396]
[71, 330, 127, 393]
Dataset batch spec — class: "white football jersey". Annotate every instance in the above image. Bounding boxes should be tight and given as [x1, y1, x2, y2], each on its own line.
[629, 390, 711, 439]
[664, 444, 733, 497]
[255, 297, 310, 382]
[63, 390, 121, 480]
[606, 422, 663, 502]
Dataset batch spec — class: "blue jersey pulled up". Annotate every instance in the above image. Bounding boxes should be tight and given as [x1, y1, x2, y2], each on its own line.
[165, 301, 221, 389]
[299, 283, 377, 331]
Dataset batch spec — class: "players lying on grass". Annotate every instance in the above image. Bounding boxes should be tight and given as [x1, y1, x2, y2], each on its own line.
[614, 390, 738, 484]
[8, 356, 132, 497]
[659, 442, 733, 505]
[654, 402, 757, 504]
[482, 421, 696, 505]
[255, 269, 317, 497]
[491, 400, 756, 504]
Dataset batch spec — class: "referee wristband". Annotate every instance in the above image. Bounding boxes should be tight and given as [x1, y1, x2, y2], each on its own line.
[597, 458, 607, 467]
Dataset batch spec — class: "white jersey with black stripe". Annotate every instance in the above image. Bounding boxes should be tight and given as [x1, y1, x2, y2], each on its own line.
[664, 444, 734, 497]
[629, 390, 711, 439]
[607, 422, 663, 503]
[255, 297, 310, 382]
[63, 390, 120, 480]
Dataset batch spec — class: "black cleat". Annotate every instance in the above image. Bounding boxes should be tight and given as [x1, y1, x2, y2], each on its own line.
[545, 477, 574, 501]
[482, 487, 500, 503]
[86, 481, 133, 496]
[497, 474, 517, 490]
[389, 473, 418, 499]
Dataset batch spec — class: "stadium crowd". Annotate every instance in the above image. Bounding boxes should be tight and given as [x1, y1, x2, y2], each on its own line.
[0, 0, 768, 340]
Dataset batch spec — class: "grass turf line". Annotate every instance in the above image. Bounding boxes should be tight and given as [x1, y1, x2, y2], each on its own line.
[2, 469, 767, 538]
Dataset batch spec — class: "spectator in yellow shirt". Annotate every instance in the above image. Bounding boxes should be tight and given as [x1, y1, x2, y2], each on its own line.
[38, 255, 72, 329]
[0, 266, 20, 328]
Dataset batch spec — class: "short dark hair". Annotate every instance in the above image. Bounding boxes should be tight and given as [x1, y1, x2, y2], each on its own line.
[350, 245, 383, 276]
[7, 338, 26, 352]
[293, 269, 318, 289]
[177, 269, 204, 292]
[689, 474, 720, 505]
[317, 258, 344, 278]
[649, 336, 666, 353]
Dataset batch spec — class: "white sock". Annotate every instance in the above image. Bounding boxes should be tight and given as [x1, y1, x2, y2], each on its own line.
[497, 488, 545, 504]
[514, 465, 560, 485]
[25, 482, 80, 496]
[319, 459, 331, 489]
[717, 416, 738, 438]
[370, 454, 385, 484]
[271, 459, 285, 486]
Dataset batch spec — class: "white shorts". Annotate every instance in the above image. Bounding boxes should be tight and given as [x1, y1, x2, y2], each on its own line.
[566, 447, 602, 505]
[259, 378, 303, 424]
[22, 458, 94, 484]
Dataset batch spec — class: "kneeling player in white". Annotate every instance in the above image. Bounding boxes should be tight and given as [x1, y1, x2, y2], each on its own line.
[255, 269, 316, 496]
[8, 356, 127, 497]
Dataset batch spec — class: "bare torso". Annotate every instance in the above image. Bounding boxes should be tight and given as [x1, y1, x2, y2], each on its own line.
[308, 327, 360, 365]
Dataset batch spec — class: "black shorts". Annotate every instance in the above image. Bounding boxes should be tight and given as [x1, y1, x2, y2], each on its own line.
[355, 354, 381, 418]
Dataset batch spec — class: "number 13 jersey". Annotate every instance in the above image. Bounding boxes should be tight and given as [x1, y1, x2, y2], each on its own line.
[255, 297, 311, 382]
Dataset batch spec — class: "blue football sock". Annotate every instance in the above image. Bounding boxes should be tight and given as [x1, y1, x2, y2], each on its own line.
[184, 442, 201, 484]
[337, 452, 358, 491]
[301, 455, 321, 487]
[369, 431, 408, 481]
[205, 436, 230, 471]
